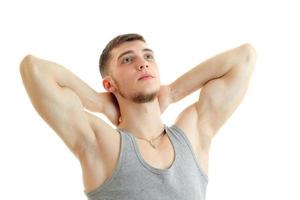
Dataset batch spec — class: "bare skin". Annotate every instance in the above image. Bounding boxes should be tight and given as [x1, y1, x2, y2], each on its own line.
[19, 41, 256, 193]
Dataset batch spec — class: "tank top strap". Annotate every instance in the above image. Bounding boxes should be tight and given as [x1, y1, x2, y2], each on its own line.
[166, 124, 209, 182]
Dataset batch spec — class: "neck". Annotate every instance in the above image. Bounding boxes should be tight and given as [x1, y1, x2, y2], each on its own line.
[117, 97, 164, 140]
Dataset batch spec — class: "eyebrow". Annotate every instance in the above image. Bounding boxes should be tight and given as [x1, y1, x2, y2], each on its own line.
[117, 48, 154, 61]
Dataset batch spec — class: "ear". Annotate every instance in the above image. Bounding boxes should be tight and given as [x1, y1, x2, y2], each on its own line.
[102, 77, 116, 93]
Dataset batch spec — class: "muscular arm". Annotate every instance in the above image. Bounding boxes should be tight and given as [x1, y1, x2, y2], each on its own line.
[158, 44, 256, 113]
[168, 43, 256, 103]
[20, 55, 119, 157]
[156, 44, 256, 177]
[168, 43, 256, 138]
[21, 55, 103, 112]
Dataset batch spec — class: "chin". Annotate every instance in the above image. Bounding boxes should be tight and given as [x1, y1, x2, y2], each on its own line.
[132, 91, 157, 103]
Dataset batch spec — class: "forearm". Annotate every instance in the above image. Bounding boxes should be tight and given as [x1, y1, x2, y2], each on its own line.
[169, 43, 255, 103]
[21, 55, 104, 113]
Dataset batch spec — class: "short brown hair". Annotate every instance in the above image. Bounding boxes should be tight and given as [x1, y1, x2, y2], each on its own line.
[99, 33, 146, 78]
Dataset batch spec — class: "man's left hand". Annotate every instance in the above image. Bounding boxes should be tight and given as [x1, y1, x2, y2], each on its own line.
[157, 85, 173, 114]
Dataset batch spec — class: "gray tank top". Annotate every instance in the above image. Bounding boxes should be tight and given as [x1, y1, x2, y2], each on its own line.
[84, 124, 208, 200]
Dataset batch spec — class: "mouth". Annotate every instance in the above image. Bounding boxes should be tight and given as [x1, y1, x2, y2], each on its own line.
[138, 75, 153, 81]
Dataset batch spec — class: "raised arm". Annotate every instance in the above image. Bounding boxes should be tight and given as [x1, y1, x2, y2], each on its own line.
[168, 44, 256, 102]
[19, 55, 119, 158]
[169, 43, 256, 137]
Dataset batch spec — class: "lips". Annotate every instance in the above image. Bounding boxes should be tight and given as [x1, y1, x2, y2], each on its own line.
[138, 74, 153, 80]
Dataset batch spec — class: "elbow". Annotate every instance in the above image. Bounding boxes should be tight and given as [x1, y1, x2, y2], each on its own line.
[243, 43, 256, 55]
[20, 54, 35, 69]
[19, 54, 38, 73]
[240, 43, 257, 64]
[19, 54, 39, 79]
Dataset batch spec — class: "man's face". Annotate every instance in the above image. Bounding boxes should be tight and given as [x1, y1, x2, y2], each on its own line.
[103, 40, 161, 103]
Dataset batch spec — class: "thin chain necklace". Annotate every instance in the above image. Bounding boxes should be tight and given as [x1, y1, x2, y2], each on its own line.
[133, 129, 166, 149]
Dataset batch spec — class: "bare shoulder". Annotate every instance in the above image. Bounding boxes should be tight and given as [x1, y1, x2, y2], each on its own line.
[80, 111, 121, 192]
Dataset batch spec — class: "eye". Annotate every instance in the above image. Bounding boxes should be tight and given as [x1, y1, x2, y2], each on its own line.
[121, 56, 132, 64]
[144, 54, 154, 60]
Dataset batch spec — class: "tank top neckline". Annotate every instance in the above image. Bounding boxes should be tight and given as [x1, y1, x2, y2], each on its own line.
[117, 124, 177, 174]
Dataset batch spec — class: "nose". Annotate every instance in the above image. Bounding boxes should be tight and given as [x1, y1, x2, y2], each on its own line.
[136, 56, 149, 71]
[138, 64, 149, 71]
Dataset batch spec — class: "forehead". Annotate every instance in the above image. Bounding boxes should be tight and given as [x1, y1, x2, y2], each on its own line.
[110, 40, 149, 60]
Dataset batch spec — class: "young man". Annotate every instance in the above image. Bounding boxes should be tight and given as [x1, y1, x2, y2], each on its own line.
[20, 33, 256, 200]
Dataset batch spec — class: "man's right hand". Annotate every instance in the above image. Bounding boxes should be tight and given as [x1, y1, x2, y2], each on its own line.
[98, 92, 121, 126]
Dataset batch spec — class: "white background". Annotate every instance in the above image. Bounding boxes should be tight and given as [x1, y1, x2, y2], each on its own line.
[1, 0, 299, 199]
